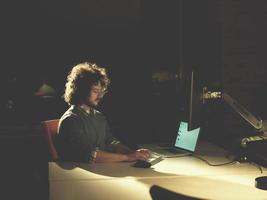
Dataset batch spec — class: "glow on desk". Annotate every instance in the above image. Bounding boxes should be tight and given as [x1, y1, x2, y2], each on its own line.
[49, 158, 265, 182]
[49, 141, 267, 200]
[49, 173, 267, 200]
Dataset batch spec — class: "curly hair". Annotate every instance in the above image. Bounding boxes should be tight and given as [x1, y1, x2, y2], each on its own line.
[64, 62, 110, 105]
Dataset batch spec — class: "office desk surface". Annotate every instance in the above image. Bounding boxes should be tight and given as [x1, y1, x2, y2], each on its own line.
[49, 140, 266, 182]
[49, 140, 267, 200]
[50, 174, 267, 200]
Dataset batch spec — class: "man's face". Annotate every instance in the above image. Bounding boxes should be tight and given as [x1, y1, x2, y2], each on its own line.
[86, 82, 106, 108]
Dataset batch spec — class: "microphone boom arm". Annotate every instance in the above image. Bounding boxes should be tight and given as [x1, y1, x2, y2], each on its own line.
[202, 89, 267, 147]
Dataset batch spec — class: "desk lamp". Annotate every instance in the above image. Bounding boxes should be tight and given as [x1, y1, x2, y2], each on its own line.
[202, 88, 267, 190]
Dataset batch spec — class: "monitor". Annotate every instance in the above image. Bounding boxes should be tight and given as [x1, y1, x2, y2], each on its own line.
[184, 70, 204, 131]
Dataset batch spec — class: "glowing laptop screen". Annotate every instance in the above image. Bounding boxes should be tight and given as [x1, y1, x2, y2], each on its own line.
[174, 121, 200, 152]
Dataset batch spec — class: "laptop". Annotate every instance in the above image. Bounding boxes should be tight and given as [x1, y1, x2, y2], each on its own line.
[148, 121, 201, 158]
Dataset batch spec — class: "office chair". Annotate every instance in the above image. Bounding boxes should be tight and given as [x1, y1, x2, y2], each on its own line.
[150, 185, 205, 200]
[41, 119, 59, 161]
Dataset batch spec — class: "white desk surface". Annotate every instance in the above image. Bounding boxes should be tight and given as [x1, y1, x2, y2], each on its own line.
[49, 140, 267, 200]
[50, 174, 267, 200]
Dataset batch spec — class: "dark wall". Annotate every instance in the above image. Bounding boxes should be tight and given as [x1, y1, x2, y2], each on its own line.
[208, 1, 267, 150]
[0, 0, 143, 124]
[220, 0, 267, 114]
[0, 0, 183, 144]
[1, 0, 267, 150]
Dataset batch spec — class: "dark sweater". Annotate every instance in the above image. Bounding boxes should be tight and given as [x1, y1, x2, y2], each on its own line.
[56, 105, 119, 162]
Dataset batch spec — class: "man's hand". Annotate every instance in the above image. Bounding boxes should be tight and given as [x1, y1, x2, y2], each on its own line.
[126, 148, 151, 161]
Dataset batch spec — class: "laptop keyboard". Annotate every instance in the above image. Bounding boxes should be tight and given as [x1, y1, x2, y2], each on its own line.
[164, 148, 188, 154]
[164, 148, 181, 154]
[150, 147, 191, 158]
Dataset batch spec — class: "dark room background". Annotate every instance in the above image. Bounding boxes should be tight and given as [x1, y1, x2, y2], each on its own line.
[1, 0, 267, 146]
[1, 0, 267, 199]
[0, 0, 183, 145]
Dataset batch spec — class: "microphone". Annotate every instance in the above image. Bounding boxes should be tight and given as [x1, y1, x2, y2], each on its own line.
[241, 134, 267, 147]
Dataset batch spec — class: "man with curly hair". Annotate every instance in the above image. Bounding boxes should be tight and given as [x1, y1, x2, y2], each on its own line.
[56, 62, 150, 163]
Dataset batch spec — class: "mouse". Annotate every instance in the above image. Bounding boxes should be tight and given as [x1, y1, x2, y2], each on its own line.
[132, 160, 151, 168]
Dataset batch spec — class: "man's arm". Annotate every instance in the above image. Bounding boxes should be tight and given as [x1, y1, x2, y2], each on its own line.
[109, 143, 134, 154]
[94, 150, 128, 162]
[102, 119, 150, 162]
[57, 117, 94, 162]
[94, 149, 150, 163]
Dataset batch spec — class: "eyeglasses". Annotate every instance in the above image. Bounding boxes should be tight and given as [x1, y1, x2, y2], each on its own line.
[91, 88, 108, 96]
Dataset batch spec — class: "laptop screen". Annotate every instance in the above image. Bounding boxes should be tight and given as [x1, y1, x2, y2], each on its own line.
[174, 121, 200, 152]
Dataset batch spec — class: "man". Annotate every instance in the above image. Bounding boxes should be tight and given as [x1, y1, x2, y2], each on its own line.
[56, 62, 150, 163]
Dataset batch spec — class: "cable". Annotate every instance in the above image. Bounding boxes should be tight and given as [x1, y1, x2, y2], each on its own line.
[192, 155, 264, 173]
[249, 162, 263, 174]
[192, 155, 237, 166]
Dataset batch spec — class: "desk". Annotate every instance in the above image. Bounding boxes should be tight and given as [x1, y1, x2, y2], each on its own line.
[49, 140, 267, 200]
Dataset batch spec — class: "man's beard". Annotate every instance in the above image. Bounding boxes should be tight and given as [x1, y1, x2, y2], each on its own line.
[87, 99, 101, 108]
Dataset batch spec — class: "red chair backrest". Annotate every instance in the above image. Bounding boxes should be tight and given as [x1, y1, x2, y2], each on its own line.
[41, 119, 59, 161]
